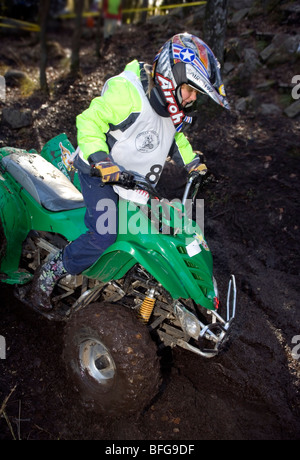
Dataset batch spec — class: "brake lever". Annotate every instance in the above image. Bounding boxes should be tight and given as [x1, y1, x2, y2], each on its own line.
[118, 171, 161, 198]
[118, 171, 136, 189]
[90, 167, 161, 198]
[90, 166, 101, 177]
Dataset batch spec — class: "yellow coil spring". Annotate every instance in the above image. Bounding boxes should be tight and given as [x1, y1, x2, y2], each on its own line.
[138, 296, 156, 323]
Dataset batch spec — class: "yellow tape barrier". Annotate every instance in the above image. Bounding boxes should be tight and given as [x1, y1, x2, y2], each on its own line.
[0, 16, 40, 32]
[123, 1, 207, 13]
[59, 1, 207, 19]
[0, 2, 207, 31]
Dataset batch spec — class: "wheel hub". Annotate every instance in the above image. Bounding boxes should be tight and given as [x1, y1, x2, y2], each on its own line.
[79, 339, 116, 387]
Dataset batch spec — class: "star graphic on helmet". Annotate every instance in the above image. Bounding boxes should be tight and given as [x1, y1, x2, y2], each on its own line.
[179, 48, 195, 63]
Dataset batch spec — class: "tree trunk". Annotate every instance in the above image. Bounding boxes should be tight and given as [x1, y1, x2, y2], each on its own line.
[203, 0, 228, 65]
[95, 2, 103, 57]
[140, 0, 149, 23]
[70, 0, 85, 76]
[39, 0, 51, 94]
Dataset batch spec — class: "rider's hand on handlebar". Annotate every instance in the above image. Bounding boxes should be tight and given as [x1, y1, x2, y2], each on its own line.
[187, 153, 207, 178]
[189, 163, 208, 176]
[93, 159, 121, 183]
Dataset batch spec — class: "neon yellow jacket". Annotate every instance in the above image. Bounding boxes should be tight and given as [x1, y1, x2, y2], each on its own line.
[76, 60, 197, 174]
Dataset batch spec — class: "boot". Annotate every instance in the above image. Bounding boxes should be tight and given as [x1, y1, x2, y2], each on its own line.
[27, 250, 67, 310]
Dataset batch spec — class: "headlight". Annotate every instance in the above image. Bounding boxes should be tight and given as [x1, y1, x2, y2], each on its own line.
[174, 302, 201, 340]
[184, 314, 201, 338]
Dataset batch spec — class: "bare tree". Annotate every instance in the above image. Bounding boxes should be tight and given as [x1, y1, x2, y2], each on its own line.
[70, 0, 85, 76]
[39, 0, 51, 93]
[140, 0, 149, 23]
[95, 3, 103, 57]
[203, 0, 228, 65]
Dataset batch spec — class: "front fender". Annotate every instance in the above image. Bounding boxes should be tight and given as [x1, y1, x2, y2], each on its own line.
[84, 232, 215, 310]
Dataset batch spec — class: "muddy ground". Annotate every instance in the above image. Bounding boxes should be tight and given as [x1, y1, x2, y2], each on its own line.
[0, 10, 299, 441]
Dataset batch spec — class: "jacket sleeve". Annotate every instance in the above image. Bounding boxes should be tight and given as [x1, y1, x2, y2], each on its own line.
[76, 73, 142, 163]
[169, 132, 199, 169]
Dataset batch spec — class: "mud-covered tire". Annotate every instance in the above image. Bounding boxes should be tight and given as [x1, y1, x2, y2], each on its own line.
[63, 302, 161, 416]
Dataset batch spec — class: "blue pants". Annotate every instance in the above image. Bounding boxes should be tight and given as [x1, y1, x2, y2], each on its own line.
[63, 170, 119, 275]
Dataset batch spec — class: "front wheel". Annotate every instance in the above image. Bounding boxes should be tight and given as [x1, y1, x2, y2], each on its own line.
[63, 302, 161, 416]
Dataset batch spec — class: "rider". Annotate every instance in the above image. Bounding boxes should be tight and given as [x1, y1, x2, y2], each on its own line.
[28, 33, 230, 310]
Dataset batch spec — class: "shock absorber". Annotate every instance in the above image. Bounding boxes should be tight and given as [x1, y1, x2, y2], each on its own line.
[138, 288, 156, 323]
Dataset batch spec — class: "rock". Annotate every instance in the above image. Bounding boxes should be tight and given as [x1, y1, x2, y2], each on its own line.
[280, 2, 300, 14]
[223, 61, 235, 75]
[47, 40, 67, 61]
[235, 97, 248, 112]
[230, 8, 250, 25]
[284, 100, 300, 118]
[259, 44, 274, 62]
[255, 31, 274, 42]
[259, 103, 282, 116]
[2, 107, 33, 129]
[256, 80, 277, 91]
[228, 0, 255, 10]
[280, 2, 300, 24]
[4, 69, 29, 88]
[260, 33, 300, 65]
[231, 47, 261, 97]
[225, 38, 244, 62]
[243, 47, 261, 74]
[235, 93, 261, 112]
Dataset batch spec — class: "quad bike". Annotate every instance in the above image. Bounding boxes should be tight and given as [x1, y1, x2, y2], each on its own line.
[0, 133, 237, 416]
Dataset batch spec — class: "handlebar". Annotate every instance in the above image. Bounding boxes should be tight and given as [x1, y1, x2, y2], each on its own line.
[182, 171, 204, 206]
[90, 167, 204, 203]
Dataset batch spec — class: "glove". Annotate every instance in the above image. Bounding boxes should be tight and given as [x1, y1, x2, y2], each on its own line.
[93, 158, 121, 183]
[187, 152, 207, 176]
[189, 163, 208, 176]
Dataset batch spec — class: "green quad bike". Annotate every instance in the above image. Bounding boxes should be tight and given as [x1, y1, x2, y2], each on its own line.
[0, 133, 236, 416]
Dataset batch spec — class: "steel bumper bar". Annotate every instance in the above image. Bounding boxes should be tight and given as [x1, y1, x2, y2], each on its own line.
[175, 275, 237, 358]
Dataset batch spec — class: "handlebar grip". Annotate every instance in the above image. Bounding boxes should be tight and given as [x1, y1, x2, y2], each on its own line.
[118, 171, 135, 188]
[90, 166, 101, 177]
[189, 170, 202, 180]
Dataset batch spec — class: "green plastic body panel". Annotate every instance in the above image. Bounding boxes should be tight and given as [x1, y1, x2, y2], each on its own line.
[0, 170, 32, 283]
[21, 189, 87, 239]
[0, 180, 87, 283]
[40, 133, 81, 191]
